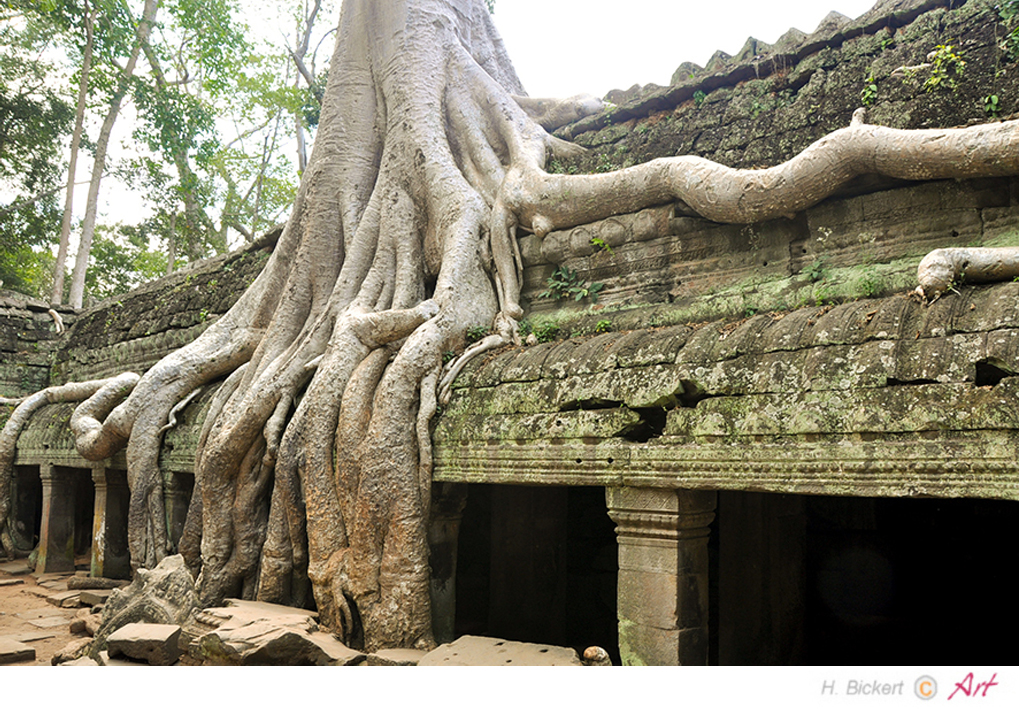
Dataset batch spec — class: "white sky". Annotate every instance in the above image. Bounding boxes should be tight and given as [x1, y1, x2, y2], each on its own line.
[492, 0, 880, 98]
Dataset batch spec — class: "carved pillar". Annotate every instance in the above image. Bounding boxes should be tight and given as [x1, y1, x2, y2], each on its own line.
[36, 464, 76, 573]
[163, 471, 192, 552]
[606, 486, 716, 666]
[91, 465, 131, 579]
[428, 482, 468, 645]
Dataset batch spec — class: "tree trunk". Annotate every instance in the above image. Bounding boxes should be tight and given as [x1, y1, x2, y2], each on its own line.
[3, 0, 1016, 653]
[68, 0, 159, 309]
[52, 1, 98, 305]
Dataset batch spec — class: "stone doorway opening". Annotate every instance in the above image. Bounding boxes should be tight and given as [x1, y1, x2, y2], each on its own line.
[454, 484, 618, 662]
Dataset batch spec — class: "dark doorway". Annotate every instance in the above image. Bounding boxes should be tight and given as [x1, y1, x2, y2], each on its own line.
[455, 484, 618, 662]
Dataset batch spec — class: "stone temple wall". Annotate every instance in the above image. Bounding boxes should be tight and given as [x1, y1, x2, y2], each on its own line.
[0, 293, 73, 402]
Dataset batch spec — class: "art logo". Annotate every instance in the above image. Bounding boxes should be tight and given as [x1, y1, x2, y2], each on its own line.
[915, 676, 937, 700]
[947, 673, 998, 700]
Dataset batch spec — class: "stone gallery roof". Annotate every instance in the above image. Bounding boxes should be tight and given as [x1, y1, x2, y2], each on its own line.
[434, 284, 1019, 500]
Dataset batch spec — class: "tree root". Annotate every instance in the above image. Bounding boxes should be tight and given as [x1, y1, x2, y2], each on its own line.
[917, 247, 1019, 299]
[1, 374, 138, 557]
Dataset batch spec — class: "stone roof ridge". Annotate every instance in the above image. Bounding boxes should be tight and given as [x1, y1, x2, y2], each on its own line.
[556, 0, 963, 140]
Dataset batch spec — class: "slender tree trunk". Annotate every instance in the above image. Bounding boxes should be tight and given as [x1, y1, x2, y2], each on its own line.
[166, 211, 177, 276]
[68, 0, 159, 309]
[52, 1, 97, 305]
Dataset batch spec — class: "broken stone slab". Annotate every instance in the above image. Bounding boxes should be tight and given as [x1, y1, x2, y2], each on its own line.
[28, 615, 73, 629]
[196, 622, 364, 666]
[0, 637, 35, 665]
[0, 559, 30, 575]
[0, 578, 24, 587]
[107, 623, 182, 666]
[46, 590, 81, 608]
[365, 648, 428, 666]
[80, 589, 113, 606]
[59, 657, 99, 666]
[418, 635, 583, 666]
[182, 598, 319, 649]
[50, 637, 91, 665]
[98, 650, 147, 667]
[12, 630, 56, 642]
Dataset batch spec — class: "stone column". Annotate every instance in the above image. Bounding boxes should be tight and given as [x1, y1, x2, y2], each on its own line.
[36, 464, 76, 573]
[428, 482, 468, 645]
[606, 486, 716, 666]
[163, 471, 192, 552]
[91, 465, 131, 579]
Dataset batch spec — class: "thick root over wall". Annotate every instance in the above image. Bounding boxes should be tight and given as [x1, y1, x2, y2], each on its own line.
[3, 0, 1019, 652]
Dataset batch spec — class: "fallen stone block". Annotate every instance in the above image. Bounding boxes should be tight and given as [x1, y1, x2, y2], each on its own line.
[50, 637, 91, 665]
[0, 578, 24, 587]
[28, 615, 73, 629]
[60, 657, 99, 666]
[107, 623, 182, 666]
[365, 648, 428, 666]
[0, 559, 31, 575]
[418, 635, 583, 666]
[98, 650, 147, 667]
[80, 589, 113, 606]
[0, 637, 35, 665]
[46, 590, 80, 608]
[196, 622, 364, 666]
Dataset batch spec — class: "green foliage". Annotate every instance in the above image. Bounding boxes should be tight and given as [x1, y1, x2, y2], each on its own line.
[804, 257, 830, 283]
[854, 268, 885, 298]
[692, 90, 706, 108]
[465, 325, 490, 343]
[595, 319, 611, 334]
[1000, 0, 1019, 61]
[532, 322, 560, 343]
[540, 266, 604, 304]
[590, 236, 613, 255]
[922, 44, 965, 92]
[860, 78, 878, 106]
[484, 0, 495, 13]
[82, 223, 168, 304]
[442, 350, 455, 365]
[984, 94, 1002, 119]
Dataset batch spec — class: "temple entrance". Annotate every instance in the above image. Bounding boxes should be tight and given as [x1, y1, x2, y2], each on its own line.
[718, 492, 1019, 665]
[454, 484, 618, 662]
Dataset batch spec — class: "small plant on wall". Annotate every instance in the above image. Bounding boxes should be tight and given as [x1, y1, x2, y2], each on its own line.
[540, 266, 604, 304]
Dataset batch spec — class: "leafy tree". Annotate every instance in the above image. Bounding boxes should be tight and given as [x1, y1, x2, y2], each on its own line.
[0, 4, 74, 296]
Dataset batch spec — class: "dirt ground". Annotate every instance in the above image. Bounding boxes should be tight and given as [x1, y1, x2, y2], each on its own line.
[0, 557, 90, 666]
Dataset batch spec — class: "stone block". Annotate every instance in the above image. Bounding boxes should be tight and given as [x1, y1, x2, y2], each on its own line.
[46, 590, 81, 608]
[80, 589, 113, 606]
[195, 620, 362, 666]
[0, 637, 35, 665]
[0, 578, 24, 587]
[418, 635, 582, 666]
[365, 648, 428, 666]
[107, 622, 182, 666]
[59, 657, 99, 666]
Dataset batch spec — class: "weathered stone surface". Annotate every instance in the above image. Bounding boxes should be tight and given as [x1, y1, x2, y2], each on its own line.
[365, 648, 427, 666]
[418, 635, 582, 666]
[107, 622, 182, 666]
[50, 637, 91, 665]
[91, 555, 199, 658]
[0, 578, 23, 587]
[80, 589, 113, 606]
[59, 657, 99, 666]
[46, 590, 81, 608]
[0, 636, 35, 664]
[197, 622, 363, 666]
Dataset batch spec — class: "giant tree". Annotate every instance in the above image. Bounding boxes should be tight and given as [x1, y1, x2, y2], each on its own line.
[4, 0, 1019, 652]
